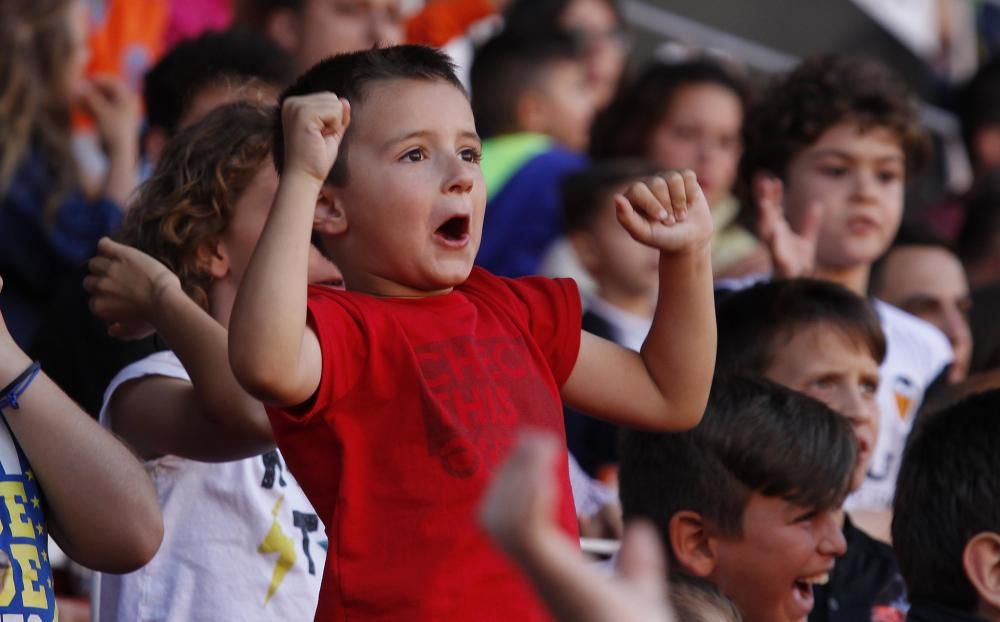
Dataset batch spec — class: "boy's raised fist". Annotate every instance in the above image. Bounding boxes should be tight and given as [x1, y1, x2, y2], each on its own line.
[282, 93, 352, 184]
[614, 170, 713, 256]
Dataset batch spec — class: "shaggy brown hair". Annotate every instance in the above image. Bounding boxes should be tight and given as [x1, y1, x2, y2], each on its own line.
[738, 55, 930, 207]
[122, 101, 274, 310]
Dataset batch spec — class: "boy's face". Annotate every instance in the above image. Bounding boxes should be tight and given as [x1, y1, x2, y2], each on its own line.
[221, 162, 343, 292]
[709, 493, 846, 622]
[573, 184, 660, 305]
[764, 323, 880, 492]
[875, 245, 972, 382]
[292, 0, 403, 73]
[531, 60, 596, 152]
[327, 79, 485, 296]
[782, 122, 905, 271]
[649, 82, 743, 206]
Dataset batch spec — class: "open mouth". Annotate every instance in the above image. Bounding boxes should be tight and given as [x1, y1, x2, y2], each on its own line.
[434, 216, 471, 247]
[792, 572, 829, 610]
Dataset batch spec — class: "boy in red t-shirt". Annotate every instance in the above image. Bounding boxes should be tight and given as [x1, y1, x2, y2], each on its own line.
[229, 44, 716, 621]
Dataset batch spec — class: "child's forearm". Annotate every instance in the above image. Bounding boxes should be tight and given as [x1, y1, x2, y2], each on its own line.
[229, 171, 322, 405]
[0, 355, 163, 572]
[640, 246, 716, 429]
[150, 284, 275, 453]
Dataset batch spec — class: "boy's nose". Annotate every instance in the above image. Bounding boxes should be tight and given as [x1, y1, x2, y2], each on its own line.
[817, 513, 847, 557]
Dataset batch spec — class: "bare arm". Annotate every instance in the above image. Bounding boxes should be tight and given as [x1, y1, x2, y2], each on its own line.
[562, 172, 716, 431]
[86, 238, 274, 461]
[479, 432, 675, 622]
[0, 278, 162, 573]
[229, 94, 350, 406]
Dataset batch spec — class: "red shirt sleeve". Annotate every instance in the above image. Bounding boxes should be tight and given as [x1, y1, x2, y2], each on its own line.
[497, 273, 583, 387]
[274, 286, 369, 423]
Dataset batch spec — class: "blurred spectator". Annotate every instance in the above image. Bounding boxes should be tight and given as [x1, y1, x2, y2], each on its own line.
[234, 0, 404, 74]
[503, 0, 628, 108]
[471, 33, 593, 277]
[141, 28, 294, 167]
[590, 59, 765, 278]
[957, 170, 1000, 289]
[870, 223, 972, 383]
[0, 0, 140, 350]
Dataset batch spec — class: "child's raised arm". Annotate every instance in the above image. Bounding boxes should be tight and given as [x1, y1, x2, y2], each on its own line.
[0, 276, 162, 573]
[86, 238, 276, 461]
[229, 94, 350, 407]
[561, 171, 715, 431]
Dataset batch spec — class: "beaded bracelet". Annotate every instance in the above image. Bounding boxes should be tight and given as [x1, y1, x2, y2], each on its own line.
[0, 361, 41, 411]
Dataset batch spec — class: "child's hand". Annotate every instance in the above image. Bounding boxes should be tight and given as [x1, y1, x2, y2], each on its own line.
[281, 93, 352, 184]
[479, 431, 561, 558]
[79, 75, 141, 158]
[755, 175, 824, 278]
[480, 432, 676, 622]
[84, 237, 182, 340]
[615, 171, 713, 256]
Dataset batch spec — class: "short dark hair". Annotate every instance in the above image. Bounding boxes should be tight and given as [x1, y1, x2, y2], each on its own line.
[274, 44, 465, 186]
[470, 33, 584, 139]
[562, 159, 662, 233]
[143, 28, 294, 136]
[870, 221, 956, 295]
[958, 59, 1000, 169]
[738, 55, 929, 208]
[619, 376, 857, 569]
[957, 170, 1000, 268]
[716, 279, 886, 377]
[893, 389, 1000, 612]
[590, 59, 750, 160]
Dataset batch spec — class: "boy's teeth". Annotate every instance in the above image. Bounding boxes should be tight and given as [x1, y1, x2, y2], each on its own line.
[801, 573, 830, 586]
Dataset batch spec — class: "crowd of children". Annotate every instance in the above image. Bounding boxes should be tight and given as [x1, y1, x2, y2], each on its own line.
[1, 0, 1000, 621]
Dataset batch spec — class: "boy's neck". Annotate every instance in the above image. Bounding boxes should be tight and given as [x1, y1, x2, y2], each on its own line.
[813, 264, 871, 296]
[594, 286, 655, 319]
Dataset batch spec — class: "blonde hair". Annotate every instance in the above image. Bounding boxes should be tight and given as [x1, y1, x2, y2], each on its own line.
[670, 576, 743, 622]
[0, 0, 79, 219]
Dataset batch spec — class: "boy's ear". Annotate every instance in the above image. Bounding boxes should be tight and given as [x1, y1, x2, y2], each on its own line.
[196, 238, 230, 280]
[264, 8, 299, 54]
[567, 231, 600, 274]
[669, 511, 718, 578]
[314, 184, 348, 236]
[962, 532, 1000, 613]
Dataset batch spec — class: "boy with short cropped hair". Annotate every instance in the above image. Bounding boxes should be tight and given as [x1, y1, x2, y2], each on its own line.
[736, 54, 954, 515]
[893, 389, 1000, 621]
[229, 45, 716, 621]
[619, 375, 856, 622]
[470, 33, 596, 277]
[716, 279, 904, 621]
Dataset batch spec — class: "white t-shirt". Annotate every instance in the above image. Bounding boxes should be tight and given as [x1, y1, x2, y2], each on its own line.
[95, 351, 325, 622]
[845, 300, 953, 511]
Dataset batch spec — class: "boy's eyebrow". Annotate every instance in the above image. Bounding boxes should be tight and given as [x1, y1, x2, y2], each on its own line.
[382, 129, 482, 150]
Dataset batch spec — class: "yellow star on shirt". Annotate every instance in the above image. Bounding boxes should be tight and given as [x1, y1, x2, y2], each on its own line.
[41, 550, 47, 562]
[31, 496, 40, 509]
[26, 470, 34, 481]
[47, 578, 53, 590]
[34, 523, 43, 536]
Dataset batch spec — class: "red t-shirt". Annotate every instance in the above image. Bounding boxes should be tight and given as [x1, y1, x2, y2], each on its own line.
[267, 268, 582, 621]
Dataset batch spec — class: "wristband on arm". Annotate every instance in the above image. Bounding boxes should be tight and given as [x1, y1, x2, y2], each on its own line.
[0, 361, 41, 411]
